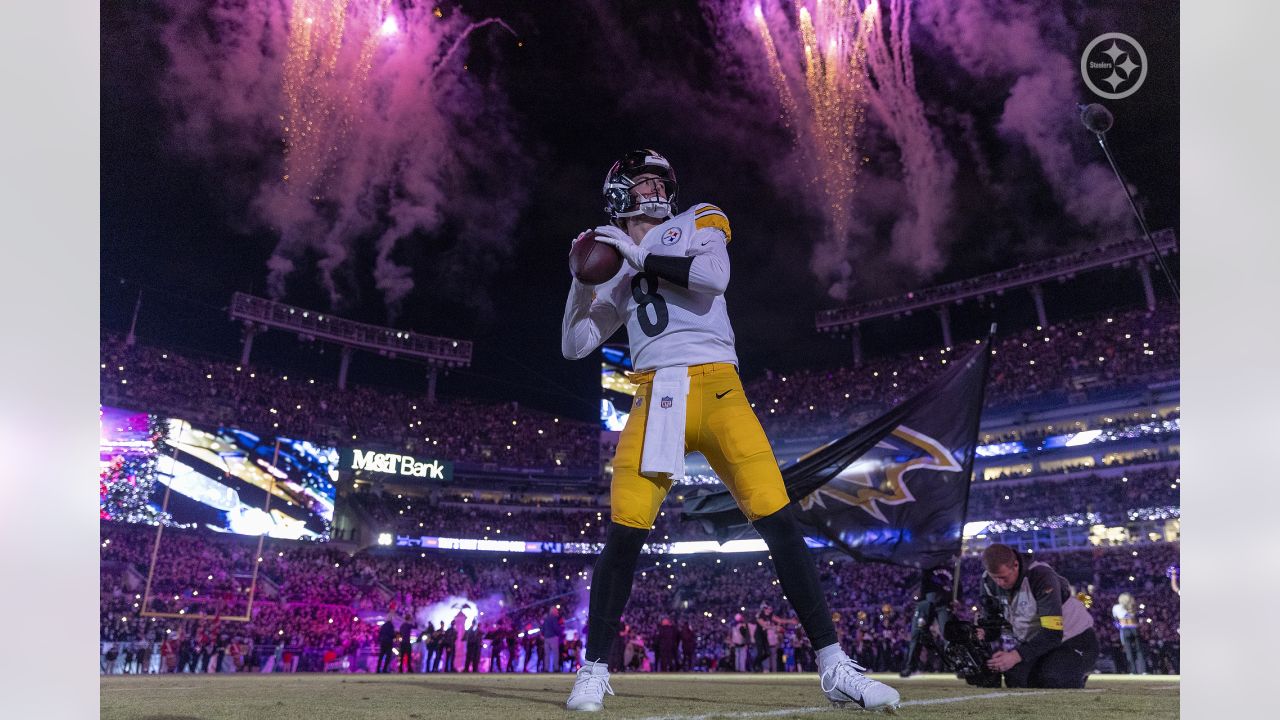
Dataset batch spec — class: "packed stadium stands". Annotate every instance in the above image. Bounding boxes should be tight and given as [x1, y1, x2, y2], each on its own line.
[345, 459, 1179, 545]
[100, 333, 602, 472]
[747, 305, 1177, 441]
[99, 521, 1178, 675]
[100, 302, 1179, 677]
[966, 465, 1179, 520]
[101, 302, 1177, 469]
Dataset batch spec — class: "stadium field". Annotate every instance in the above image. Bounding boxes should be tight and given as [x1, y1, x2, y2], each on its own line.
[100, 672, 1178, 720]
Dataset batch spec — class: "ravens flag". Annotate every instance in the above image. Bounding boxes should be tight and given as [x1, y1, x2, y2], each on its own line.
[682, 328, 994, 569]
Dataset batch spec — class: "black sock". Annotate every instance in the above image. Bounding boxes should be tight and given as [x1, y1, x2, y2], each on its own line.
[752, 504, 838, 650]
[585, 522, 649, 662]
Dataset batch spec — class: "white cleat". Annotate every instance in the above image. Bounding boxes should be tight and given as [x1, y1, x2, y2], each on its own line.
[566, 660, 615, 712]
[820, 658, 902, 712]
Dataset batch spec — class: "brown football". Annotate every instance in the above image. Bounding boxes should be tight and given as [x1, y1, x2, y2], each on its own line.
[569, 230, 623, 285]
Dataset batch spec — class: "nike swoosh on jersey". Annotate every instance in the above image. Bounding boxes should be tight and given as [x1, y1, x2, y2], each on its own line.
[715, 389, 734, 399]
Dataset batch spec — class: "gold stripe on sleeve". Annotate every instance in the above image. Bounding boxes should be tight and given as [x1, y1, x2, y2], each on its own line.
[694, 213, 732, 244]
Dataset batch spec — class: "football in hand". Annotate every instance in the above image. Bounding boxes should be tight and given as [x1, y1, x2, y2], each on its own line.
[569, 230, 624, 285]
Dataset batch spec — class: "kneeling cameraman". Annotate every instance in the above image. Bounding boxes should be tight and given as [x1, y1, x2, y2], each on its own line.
[978, 544, 1098, 688]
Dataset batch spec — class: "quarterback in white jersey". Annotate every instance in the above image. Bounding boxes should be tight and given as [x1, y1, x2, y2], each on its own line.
[561, 199, 737, 371]
[560, 150, 900, 713]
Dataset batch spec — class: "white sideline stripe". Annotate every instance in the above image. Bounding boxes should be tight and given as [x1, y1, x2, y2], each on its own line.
[634, 689, 1101, 720]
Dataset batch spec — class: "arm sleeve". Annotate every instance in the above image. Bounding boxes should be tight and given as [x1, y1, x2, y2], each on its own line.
[1015, 566, 1066, 664]
[641, 227, 730, 295]
[561, 278, 624, 360]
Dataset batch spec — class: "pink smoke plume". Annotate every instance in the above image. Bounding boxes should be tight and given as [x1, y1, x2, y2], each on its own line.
[917, 0, 1134, 240]
[698, 0, 1138, 300]
[158, 1, 525, 318]
[859, 0, 958, 297]
[701, 1, 956, 301]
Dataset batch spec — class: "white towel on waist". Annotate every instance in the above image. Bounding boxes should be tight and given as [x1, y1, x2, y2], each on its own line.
[640, 366, 690, 480]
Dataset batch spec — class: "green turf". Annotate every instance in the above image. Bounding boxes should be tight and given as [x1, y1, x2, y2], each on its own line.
[100, 672, 1178, 720]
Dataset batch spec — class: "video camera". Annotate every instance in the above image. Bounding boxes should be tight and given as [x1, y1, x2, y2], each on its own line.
[941, 596, 1006, 688]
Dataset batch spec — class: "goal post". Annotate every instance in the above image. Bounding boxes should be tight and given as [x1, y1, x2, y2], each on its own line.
[138, 440, 282, 624]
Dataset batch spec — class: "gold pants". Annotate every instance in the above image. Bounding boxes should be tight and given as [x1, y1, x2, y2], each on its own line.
[611, 362, 789, 529]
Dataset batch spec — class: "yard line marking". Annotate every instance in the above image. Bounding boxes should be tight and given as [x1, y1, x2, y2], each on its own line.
[634, 688, 1102, 720]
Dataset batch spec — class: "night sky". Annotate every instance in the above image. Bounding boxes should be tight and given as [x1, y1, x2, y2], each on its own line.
[100, 0, 1179, 421]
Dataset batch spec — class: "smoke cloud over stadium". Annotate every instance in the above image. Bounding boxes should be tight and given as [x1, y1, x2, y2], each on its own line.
[145, 0, 1148, 313]
[690, 0, 1137, 300]
[916, 0, 1135, 237]
[158, 0, 526, 319]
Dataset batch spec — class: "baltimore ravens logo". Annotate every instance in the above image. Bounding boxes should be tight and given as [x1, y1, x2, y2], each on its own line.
[661, 228, 682, 246]
[635, 396, 644, 408]
[660, 395, 673, 409]
[798, 426, 962, 522]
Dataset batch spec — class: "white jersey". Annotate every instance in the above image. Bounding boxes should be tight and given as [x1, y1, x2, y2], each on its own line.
[561, 202, 738, 371]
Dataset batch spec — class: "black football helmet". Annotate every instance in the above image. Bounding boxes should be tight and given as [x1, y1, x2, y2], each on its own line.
[603, 149, 679, 221]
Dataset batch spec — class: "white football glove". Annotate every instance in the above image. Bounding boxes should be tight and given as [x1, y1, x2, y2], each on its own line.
[592, 225, 648, 270]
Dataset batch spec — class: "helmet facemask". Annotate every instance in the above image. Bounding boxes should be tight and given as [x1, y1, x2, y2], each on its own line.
[603, 150, 679, 222]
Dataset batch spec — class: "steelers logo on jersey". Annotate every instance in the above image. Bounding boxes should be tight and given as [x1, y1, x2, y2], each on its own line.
[661, 227, 682, 246]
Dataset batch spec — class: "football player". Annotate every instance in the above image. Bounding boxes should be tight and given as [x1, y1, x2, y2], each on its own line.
[560, 150, 901, 712]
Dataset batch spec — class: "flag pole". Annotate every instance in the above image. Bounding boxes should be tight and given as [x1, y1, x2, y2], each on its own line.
[954, 323, 996, 605]
[951, 553, 963, 609]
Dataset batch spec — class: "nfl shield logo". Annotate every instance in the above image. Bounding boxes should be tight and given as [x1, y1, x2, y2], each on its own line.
[660, 395, 673, 409]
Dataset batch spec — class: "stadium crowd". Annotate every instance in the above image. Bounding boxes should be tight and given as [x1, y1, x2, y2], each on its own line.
[747, 306, 1178, 440]
[99, 301, 1179, 677]
[339, 458, 1179, 545]
[966, 466, 1180, 521]
[100, 521, 1178, 676]
[100, 333, 601, 470]
[101, 305, 1176, 473]
[349, 493, 695, 544]
[979, 409, 1179, 446]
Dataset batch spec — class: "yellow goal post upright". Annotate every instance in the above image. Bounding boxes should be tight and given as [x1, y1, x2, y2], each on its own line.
[139, 439, 282, 623]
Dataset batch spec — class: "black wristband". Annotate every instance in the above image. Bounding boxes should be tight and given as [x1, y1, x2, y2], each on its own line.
[643, 253, 694, 288]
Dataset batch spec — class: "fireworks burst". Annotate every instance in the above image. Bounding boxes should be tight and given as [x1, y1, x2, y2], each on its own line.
[752, 1, 873, 270]
[281, 0, 392, 201]
[747, 0, 955, 298]
[857, 0, 955, 278]
[160, 0, 524, 317]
